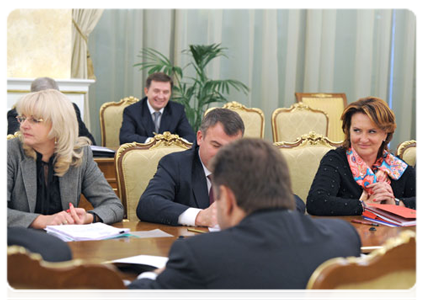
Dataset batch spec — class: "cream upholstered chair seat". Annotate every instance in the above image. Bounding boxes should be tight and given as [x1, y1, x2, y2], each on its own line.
[8, 246, 125, 289]
[295, 93, 347, 142]
[271, 102, 329, 142]
[396, 140, 416, 167]
[205, 101, 265, 138]
[115, 132, 192, 221]
[275, 132, 342, 203]
[307, 230, 416, 289]
[99, 96, 139, 147]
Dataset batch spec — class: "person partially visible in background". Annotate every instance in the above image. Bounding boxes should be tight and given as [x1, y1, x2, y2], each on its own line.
[7, 76, 96, 145]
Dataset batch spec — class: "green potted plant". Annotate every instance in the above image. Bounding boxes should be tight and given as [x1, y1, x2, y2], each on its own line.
[134, 43, 249, 131]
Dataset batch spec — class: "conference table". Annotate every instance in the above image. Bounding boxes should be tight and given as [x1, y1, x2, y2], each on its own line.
[67, 216, 415, 280]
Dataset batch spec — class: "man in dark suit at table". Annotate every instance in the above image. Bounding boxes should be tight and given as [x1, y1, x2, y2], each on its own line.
[119, 72, 195, 144]
[129, 138, 361, 289]
[136, 108, 244, 227]
[137, 108, 306, 227]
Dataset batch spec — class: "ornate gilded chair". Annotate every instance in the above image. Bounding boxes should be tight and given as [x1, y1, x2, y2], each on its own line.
[295, 93, 347, 142]
[275, 132, 342, 203]
[99, 96, 139, 147]
[271, 103, 329, 143]
[396, 140, 416, 167]
[115, 132, 192, 221]
[205, 101, 265, 138]
[8, 246, 125, 289]
[7, 132, 20, 140]
[307, 230, 416, 289]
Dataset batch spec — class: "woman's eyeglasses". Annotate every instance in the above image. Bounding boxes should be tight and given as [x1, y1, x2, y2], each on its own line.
[16, 116, 44, 125]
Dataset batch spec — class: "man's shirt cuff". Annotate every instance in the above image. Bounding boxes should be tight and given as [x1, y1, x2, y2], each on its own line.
[178, 208, 202, 226]
[137, 271, 158, 281]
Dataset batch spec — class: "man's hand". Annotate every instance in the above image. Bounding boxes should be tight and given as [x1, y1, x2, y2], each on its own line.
[195, 202, 217, 227]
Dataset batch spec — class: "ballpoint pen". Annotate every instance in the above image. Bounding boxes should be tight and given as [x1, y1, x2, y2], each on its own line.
[187, 228, 208, 234]
[351, 219, 379, 226]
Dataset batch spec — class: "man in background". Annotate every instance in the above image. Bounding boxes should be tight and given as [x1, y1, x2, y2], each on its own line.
[119, 72, 195, 144]
[7, 77, 96, 145]
[129, 138, 361, 289]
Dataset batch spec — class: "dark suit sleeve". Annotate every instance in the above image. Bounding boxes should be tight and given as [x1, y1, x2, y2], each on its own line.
[128, 239, 204, 289]
[119, 106, 149, 144]
[7, 109, 20, 135]
[294, 194, 306, 214]
[8, 227, 72, 262]
[174, 109, 195, 143]
[397, 166, 416, 209]
[72, 103, 96, 145]
[137, 155, 192, 225]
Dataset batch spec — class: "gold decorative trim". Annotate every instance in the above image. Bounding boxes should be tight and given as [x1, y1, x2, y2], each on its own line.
[271, 103, 329, 142]
[309, 93, 334, 98]
[295, 92, 348, 110]
[366, 231, 415, 258]
[8, 246, 85, 269]
[115, 131, 192, 161]
[114, 131, 192, 219]
[274, 131, 343, 149]
[204, 101, 265, 138]
[99, 96, 140, 147]
[396, 140, 416, 158]
[306, 230, 416, 289]
[7, 132, 21, 140]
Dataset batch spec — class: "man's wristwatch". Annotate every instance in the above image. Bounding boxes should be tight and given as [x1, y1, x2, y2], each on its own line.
[394, 198, 401, 206]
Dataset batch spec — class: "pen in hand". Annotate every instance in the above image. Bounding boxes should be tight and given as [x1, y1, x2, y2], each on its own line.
[351, 219, 379, 226]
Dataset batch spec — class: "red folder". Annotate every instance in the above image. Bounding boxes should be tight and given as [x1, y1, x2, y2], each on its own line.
[364, 204, 416, 227]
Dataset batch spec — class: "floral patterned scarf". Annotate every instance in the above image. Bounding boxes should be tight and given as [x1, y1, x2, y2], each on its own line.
[346, 147, 408, 195]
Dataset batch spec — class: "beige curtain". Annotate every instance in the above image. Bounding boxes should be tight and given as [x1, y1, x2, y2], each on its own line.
[88, 9, 415, 147]
[71, 9, 104, 79]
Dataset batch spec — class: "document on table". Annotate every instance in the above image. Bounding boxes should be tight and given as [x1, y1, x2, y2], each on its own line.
[111, 255, 168, 269]
[129, 229, 173, 239]
[111, 255, 168, 274]
[45, 223, 130, 242]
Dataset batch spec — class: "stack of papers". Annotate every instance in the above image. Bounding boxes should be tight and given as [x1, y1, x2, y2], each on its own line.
[363, 204, 416, 227]
[111, 254, 169, 274]
[45, 223, 130, 242]
[112, 255, 168, 269]
[90, 145, 115, 158]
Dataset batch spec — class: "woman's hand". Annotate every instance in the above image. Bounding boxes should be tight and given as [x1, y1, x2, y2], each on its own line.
[366, 182, 395, 204]
[30, 211, 75, 229]
[30, 203, 93, 229]
[68, 202, 93, 224]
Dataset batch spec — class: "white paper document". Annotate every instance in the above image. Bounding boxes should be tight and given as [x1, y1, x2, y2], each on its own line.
[129, 229, 173, 239]
[45, 223, 130, 242]
[112, 255, 168, 269]
[90, 145, 115, 153]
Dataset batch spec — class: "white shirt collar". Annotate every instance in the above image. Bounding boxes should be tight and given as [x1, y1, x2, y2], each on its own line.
[146, 99, 165, 115]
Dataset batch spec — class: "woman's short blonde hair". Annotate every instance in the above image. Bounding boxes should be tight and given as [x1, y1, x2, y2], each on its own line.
[341, 96, 396, 157]
[15, 89, 90, 176]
